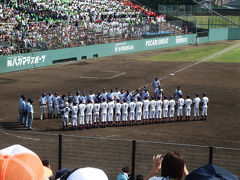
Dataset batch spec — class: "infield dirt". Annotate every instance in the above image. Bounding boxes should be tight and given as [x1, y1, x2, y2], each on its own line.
[0, 41, 239, 149]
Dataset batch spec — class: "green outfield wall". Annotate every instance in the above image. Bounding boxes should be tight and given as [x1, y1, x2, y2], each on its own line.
[0, 34, 196, 73]
[0, 28, 239, 74]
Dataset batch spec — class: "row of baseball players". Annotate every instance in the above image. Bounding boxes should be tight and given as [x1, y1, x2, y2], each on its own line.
[39, 89, 209, 130]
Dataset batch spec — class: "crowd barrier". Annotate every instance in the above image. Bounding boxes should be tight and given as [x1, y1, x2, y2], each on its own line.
[0, 130, 239, 180]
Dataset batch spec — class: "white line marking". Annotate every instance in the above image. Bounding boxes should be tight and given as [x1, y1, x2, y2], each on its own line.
[101, 72, 126, 80]
[79, 72, 126, 79]
[132, 42, 240, 93]
[0, 129, 41, 141]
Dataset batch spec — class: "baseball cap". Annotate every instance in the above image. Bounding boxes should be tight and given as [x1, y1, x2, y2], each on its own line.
[66, 167, 108, 180]
[0, 144, 52, 180]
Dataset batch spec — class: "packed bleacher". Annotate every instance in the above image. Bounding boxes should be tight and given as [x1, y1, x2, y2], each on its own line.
[0, 0, 186, 55]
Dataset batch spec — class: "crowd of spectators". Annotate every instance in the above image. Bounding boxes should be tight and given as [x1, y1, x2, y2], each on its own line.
[0, 0, 186, 55]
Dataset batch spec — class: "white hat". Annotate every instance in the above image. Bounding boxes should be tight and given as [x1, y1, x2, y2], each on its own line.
[67, 167, 108, 180]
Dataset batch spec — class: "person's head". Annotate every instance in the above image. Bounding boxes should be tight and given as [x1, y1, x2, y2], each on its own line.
[136, 174, 144, 180]
[179, 95, 182, 98]
[42, 159, 50, 168]
[203, 92, 207, 97]
[121, 89, 125, 94]
[186, 95, 190, 99]
[164, 95, 168, 100]
[48, 91, 52, 96]
[161, 151, 185, 180]
[170, 96, 173, 100]
[122, 166, 129, 174]
[42, 92, 46, 97]
[76, 91, 80, 96]
[196, 93, 199, 97]
[177, 86, 181, 90]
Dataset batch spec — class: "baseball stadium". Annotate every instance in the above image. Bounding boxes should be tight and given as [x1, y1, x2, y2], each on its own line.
[0, 0, 240, 179]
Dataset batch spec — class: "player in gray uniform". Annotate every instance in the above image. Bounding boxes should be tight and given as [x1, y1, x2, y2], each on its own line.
[125, 90, 132, 103]
[174, 86, 182, 102]
[156, 86, 164, 100]
[152, 77, 160, 94]
[24, 98, 31, 127]
[80, 91, 87, 104]
[101, 88, 108, 101]
[18, 95, 24, 124]
[119, 89, 126, 103]
[142, 87, 150, 102]
[88, 89, 95, 103]
[27, 99, 34, 130]
[73, 91, 80, 105]
[39, 92, 47, 120]
[52, 92, 60, 119]
[132, 89, 140, 103]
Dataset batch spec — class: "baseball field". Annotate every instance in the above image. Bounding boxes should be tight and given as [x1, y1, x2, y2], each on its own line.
[0, 40, 240, 178]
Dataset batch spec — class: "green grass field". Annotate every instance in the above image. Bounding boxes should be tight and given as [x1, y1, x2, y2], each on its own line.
[177, 15, 240, 29]
[138, 42, 240, 63]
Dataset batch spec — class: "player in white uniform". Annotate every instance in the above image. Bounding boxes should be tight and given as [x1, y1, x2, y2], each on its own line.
[71, 102, 78, 130]
[156, 96, 163, 123]
[62, 102, 70, 131]
[24, 98, 31, 127]
[201, 92, 209, 120]
[163, 96, 169, 122]
[93, 99, 101, 128]
[52, 92, 60, 119]
[184, 95, 192, 121]
[122, 99, 129, 126]
[100, 98, 108, 128]
[193, 93, 201, 120]
[152, 77, 160, 94]
[149, 96, 157, 124]
[115, 99, 122, 127]
[143, 96, 150, 125]
[129, 98, 136, 126]
[177, 95, 184, 121]
[85, 100, 93, 129]
[78, 100, 86, 130]
[39, 92, 47, 120]
[27, 99, 34, 130]
[169, 96, 176, 121]
[46, 92, 54, 119]
[135, 97, 143, 125]
[107, 98, 115, 127]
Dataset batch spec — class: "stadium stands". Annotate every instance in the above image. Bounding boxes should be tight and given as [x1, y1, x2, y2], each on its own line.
[0, 0, 186, 55]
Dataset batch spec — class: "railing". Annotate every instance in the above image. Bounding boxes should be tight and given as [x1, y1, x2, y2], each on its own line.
[0, 130, 239, 180]
[0, 20, 186, 56]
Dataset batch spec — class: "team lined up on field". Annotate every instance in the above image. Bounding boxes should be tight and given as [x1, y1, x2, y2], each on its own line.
[38, 78, 209, 130]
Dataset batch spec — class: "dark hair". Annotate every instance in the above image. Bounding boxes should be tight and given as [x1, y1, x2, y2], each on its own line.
[161, 151, 185, 180]
[136, 174, 144, 180]
[122, 166, 130, 173]
[42, 160, 50, 167]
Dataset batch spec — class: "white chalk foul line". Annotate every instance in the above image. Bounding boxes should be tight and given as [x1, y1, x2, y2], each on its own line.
[0, 129, 41, 141]
[132, 42, 240, 93]
[79, 72, 126, 79]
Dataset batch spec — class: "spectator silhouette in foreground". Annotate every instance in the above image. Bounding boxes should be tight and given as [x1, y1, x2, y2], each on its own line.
[144, 151, 189, 180]
[0, 144, 52, 180]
